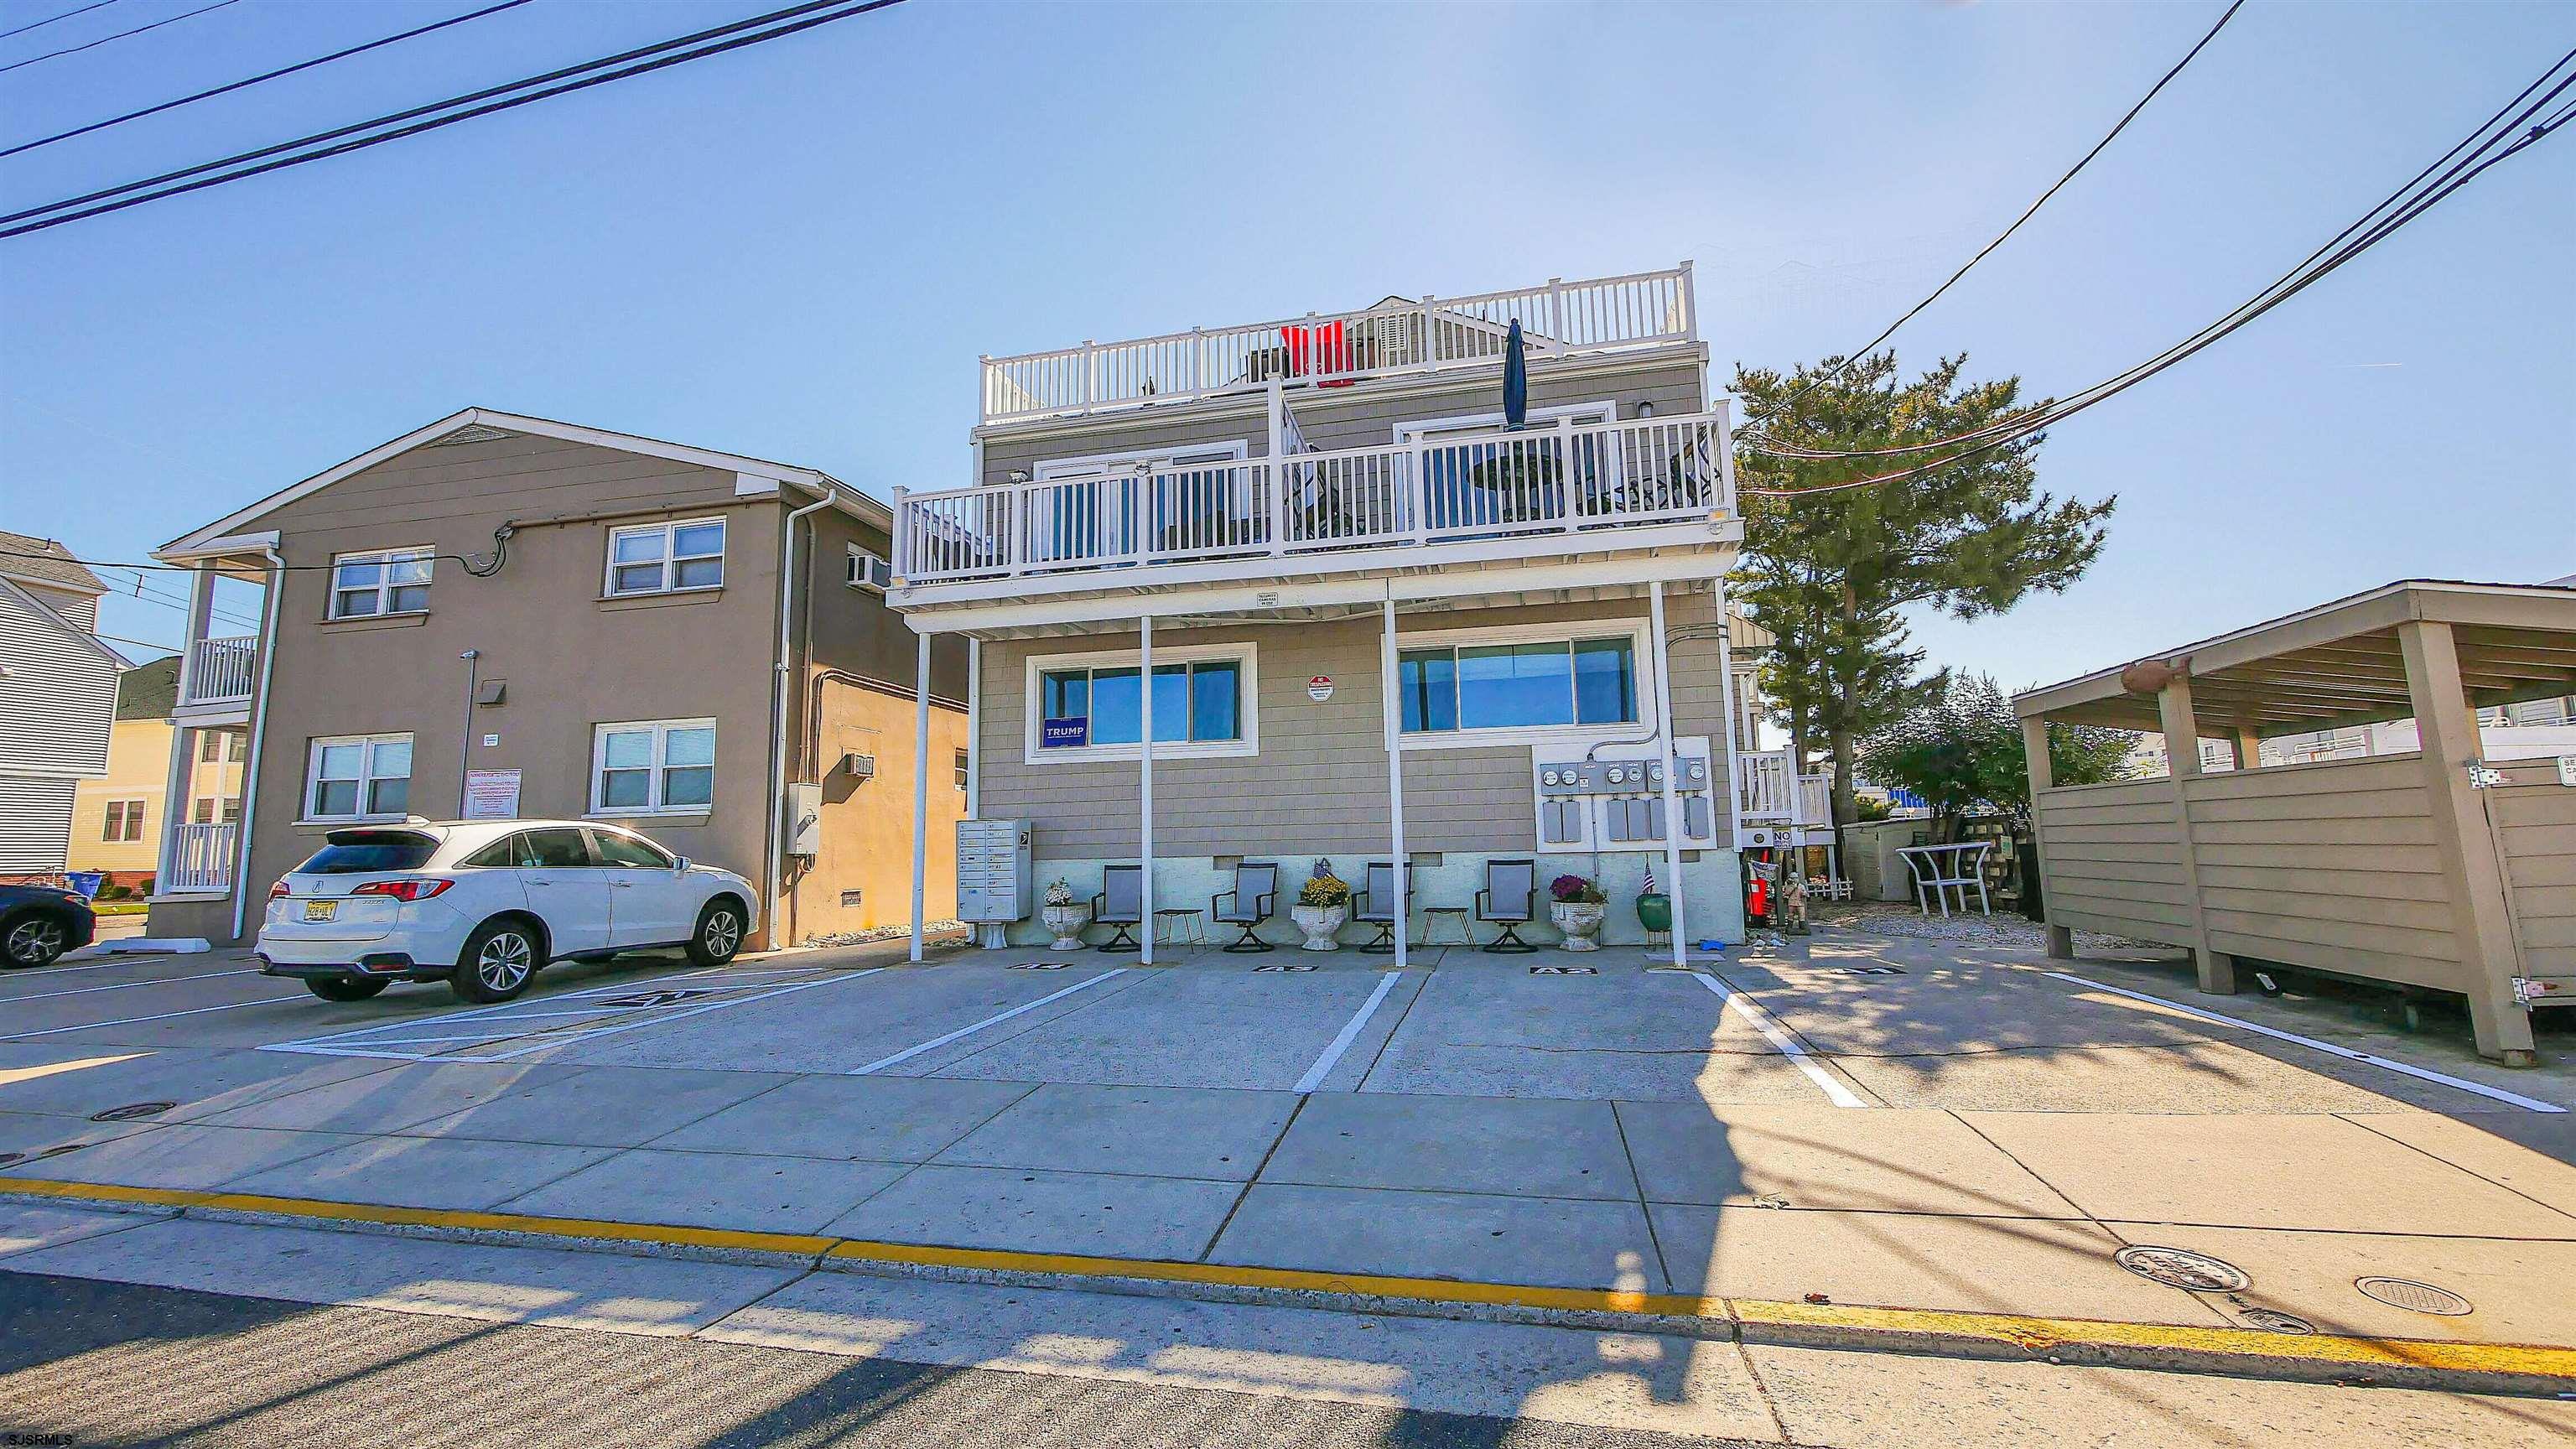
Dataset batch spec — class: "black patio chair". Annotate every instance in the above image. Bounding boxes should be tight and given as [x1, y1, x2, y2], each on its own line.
[1476, 858, 1539, 953]
[1212, 861, 1280, 953]
[1352, 860, 1412, 953]
[1091, 864, 1144, 952]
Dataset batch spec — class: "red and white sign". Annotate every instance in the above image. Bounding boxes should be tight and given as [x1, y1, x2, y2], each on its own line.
[1307, 675, 1334, 702]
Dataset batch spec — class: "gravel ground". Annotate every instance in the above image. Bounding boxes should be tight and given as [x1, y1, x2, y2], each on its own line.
[1807, 901, 2163, 953]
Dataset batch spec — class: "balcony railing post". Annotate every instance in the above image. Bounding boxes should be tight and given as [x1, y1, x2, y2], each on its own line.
[1191, 326, 1206, 398]
[1418, 293, 1436, 368]
[1079, 341, 1095, 407]
[1556, 413, 1576, 526]
[1679, 259, 1698, 342]
[1547, 277, 1565, 347]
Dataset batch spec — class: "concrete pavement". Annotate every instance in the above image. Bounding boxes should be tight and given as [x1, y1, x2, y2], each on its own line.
[3, 928, 2574, 1398]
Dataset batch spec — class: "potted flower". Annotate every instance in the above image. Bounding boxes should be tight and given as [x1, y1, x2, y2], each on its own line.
[1041, 880, 1088, 951]
[1290, 870, 1352, 952]
[1549, 874, 1608, 952]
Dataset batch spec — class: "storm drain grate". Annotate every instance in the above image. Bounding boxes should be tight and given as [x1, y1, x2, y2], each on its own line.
[2115, 1244, 2250, 1292]
[2237, 1308, 2315, 1335]
[2355, 1276, 2474, 1316]
[90, 1101, 176, 1123]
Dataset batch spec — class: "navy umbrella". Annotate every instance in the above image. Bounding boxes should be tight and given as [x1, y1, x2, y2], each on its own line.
[1503, 318, 1528, 428]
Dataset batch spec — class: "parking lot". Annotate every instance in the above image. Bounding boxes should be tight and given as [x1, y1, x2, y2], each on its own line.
[4, 928, 2574, 1349]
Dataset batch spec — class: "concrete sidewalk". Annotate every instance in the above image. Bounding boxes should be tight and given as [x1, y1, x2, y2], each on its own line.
[5, 932, 2573, 1389]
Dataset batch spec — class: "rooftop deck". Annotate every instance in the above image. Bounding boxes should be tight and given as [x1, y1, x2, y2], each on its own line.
[979, 265, 1698, 427]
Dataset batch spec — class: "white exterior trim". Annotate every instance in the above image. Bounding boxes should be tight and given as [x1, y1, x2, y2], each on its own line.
[1388, 615, 1657, 752]
[1032, 439, 1251, 477]
[604, 517, 727, 598]
[1391, 399, 1616, 443]
[300, 732, 415, 824]
[1021, 640, 1261, 764]
[589, 717, 718, 817]
[325, 544, 434, 621]
[159, 409, 874, 558]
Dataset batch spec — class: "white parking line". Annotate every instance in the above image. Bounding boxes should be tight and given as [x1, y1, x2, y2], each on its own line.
[1693, 973, 1872, 1109]
[0, 968, 259, 1002]
[261, 969, 886, 1064]
[1, 995, 306, 1040]
[480, 969, 885, 1061]
[847, 969, 1129, 1077]
[1294, 971, 1404, 1093]
[2044, 970, 2567, 1114]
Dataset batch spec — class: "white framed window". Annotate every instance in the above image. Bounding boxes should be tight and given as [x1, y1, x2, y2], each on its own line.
[304, 734, 413, 821]
[1022, 641, 1259, 763]
[329, 548, 433, 619]
[1393, 619, 1654, 750]
[605, 518, 725, 596]
[591, 719, 715, 815]
[1029, 442, 1253, 567]
[103, 799, 144, 842]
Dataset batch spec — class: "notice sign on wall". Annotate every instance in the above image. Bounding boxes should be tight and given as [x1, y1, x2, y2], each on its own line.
[462, 769, 522, 820]
[1307, 675, 1333, 702]
[1041, 717, 1088, 749]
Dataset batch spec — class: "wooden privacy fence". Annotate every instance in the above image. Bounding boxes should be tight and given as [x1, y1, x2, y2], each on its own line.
[2033, 750, 2575, 1036]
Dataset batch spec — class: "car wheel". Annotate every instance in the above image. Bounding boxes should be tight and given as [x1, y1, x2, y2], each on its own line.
[452, 919, 543, 1003]
[686, 899, 745, 968]
[305, 976, 389, 1002]
[1, 911, 70, 969]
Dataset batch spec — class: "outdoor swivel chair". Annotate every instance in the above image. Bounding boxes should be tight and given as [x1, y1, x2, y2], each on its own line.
[1353, 860, 1412, 953]
[1476, 858, 1539, 953]
[1212, 862, 1280, 953]
[1091, 865, 1145, 952]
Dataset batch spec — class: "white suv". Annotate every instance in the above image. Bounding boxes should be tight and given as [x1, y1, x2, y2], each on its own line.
[259, 819, 759, 1004]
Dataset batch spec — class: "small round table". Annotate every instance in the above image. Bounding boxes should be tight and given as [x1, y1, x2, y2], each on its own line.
[1153, 907, 1208, 949]
[1419, 906, 1474, 948]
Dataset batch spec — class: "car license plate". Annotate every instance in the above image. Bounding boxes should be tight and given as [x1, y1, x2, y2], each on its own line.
[303, 901, 337, 922]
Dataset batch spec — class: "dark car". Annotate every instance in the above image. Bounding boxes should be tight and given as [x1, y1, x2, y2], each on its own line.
[0, 883, 96, 968]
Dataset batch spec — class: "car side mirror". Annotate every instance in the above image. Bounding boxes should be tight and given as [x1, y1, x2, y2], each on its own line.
[673, 857, 691, 872]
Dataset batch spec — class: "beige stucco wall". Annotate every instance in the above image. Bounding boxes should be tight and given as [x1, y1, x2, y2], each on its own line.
[787, 683, 970, 940]
[975, 591, 1734, 863]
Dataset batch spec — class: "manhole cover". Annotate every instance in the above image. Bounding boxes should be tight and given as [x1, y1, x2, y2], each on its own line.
[90, 1101, 176, 1123]
[2115, 1245, 2250, 1292]
[2238, 1308, 2315, 1335]
[2355, 1277, 2473, 1316]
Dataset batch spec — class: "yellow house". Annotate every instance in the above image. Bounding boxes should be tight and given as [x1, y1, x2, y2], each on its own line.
[70, 657, 242, 891]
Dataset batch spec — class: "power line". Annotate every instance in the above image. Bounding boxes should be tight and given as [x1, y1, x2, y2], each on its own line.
[1737, 0, 2244, 439]
[1744, 51, 2575, 497]
[0, 1, 123, 43]
[96, 630, 181, 655]
[1, 0, 537, 160]
[1, 0, 906, 238]
[0, 0, 236, 75]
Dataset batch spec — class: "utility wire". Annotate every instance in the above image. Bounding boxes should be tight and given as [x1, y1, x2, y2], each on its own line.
[0, 0, 236, 75]
[1, 0, 906, 238]
[0, 1, 122, 44]
[0, 0, 536, 160]
[1744, 52, 2574, 497]
[1737, 0, 2243, 438]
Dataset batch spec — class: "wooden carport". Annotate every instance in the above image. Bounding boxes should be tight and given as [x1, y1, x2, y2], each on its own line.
[2013, 580, 2576, 1066]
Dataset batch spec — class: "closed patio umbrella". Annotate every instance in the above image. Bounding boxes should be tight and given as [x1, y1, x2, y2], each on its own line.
[1503, 319, 1528, 428]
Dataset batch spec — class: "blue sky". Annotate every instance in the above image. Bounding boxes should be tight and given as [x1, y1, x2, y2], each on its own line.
[4, 0, 2568, 688]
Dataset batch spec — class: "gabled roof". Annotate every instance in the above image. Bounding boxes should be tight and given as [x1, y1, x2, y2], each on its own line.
[158, 408, 880, 558]
[0, 574, 123, 669]
[115, 655, 180, 719]
[0, 531, 106, 596]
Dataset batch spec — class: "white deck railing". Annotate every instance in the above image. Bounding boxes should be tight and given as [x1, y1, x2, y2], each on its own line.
[899, 410, 1732, 588]
[980, 265, 1697, 424]
[164, 822, 236, 893]
[184, 636, 257, 704]
[1739, 750, 1833, 828]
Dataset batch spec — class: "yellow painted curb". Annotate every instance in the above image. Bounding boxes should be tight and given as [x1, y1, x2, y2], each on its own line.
[8, 1174, 2573, 1386]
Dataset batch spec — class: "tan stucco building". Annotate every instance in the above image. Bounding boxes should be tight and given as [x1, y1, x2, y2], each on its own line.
[146, 410, 965, 948]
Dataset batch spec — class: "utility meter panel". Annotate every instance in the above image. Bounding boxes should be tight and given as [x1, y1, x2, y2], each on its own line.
[784, 783, 823, 857]
[1531, 739, 1721, 852]
[956, 818, 1032, 924]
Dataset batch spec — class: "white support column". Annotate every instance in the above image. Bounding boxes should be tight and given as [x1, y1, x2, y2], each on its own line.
[1139, 613, 1155, 965]
[909, 630, 932, 963]
[1380, 593, 1409, 972]
[174, 564, 216, 705]
[1713, 589, 1746, 844]
[1649, 582, 1689, 969]
[154, 723, 195, 891]
[965, 637, 982, 818]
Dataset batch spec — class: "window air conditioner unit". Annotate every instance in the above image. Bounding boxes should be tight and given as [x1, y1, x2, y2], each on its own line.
[848, 548, 893, 593]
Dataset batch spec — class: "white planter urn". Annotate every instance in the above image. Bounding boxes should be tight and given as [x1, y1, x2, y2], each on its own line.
[1041, 904, 1088, 951]
[1289, 904, 1348, 952]
[1550, 901, 1607, 952]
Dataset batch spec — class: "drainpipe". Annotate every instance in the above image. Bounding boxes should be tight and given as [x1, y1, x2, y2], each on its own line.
[767, 489, 837, 950]
[229, 546, 287, 943]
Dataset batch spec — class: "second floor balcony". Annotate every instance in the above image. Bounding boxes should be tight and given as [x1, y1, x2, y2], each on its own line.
[182, 634, 258, 707]
[895, 407, 1737, 600]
